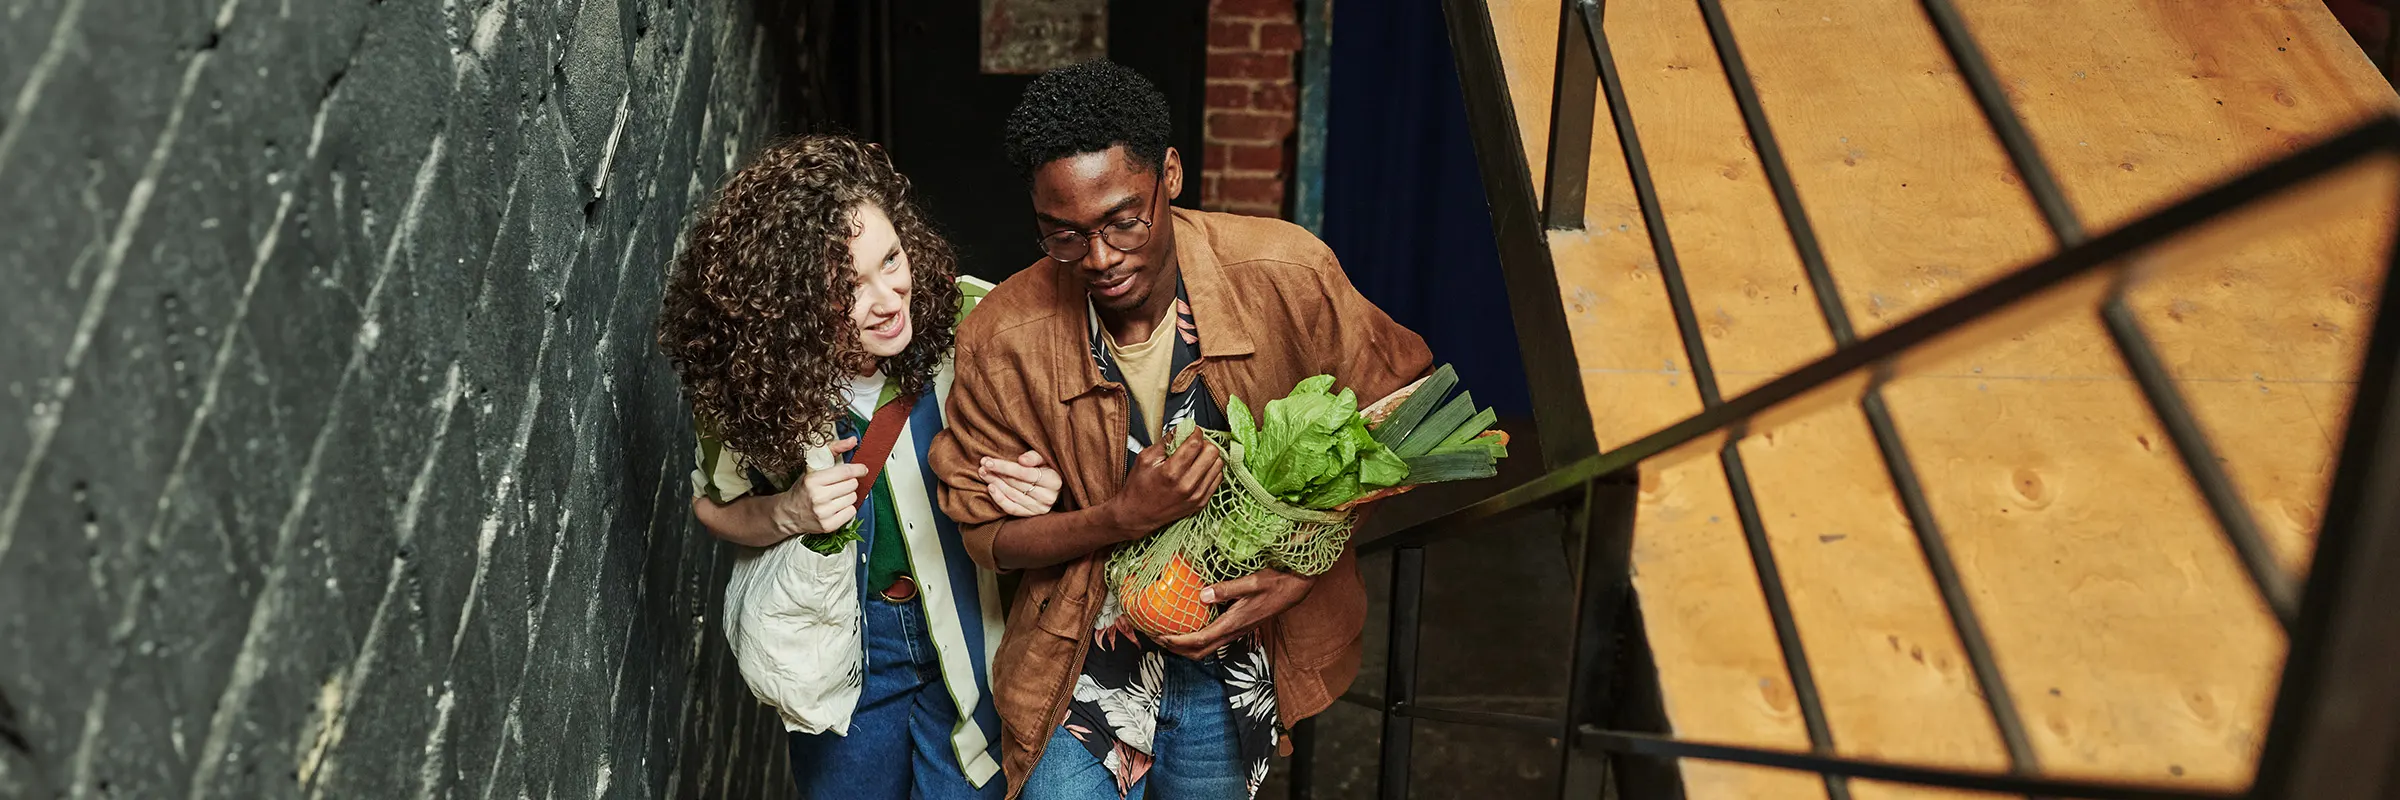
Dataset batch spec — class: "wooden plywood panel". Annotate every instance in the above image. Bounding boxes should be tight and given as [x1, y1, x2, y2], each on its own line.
[1553, 231, 1703, 388]
[1734, 408, 2009, 773]
[2113, 156, 2394, 569]
[1478, 0, 2395, 795]
[1878, 367, 2288, 788]
[2179, 379, 2343, 576]
[2297, 380, 2362, 458]
[1699, 1, 2057, 346]
[1958, 0, 2395, 234]
[1553, 2, 2071, 793]
[1491, 0, 1560, 185]
[2114, 165, 2394, 386]
[1852, 780, 2016, 800]
[1568, 0, 1844, 396]
[1630, 440, 1832, 799]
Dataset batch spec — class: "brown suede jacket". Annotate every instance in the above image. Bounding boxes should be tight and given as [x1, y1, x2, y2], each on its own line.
[930, 207, 1433, 796]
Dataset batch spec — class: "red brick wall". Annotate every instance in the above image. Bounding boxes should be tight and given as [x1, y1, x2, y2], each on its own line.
[1202, 0, 1300, 218]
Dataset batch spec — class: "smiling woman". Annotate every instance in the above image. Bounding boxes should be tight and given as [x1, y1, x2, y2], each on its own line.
[653, 134, 1065, 800]
[847, 204, 921, 364]
[658, 136, 963, 479]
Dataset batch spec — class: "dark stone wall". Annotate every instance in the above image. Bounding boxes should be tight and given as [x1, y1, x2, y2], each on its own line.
[0, 0, 794, 797]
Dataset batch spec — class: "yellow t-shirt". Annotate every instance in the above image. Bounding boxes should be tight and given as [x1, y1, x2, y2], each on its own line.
[1105, 303, 1179, 445]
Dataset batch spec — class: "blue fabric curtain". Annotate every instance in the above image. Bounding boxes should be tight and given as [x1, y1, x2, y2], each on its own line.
[1322, 0, 1532, 416]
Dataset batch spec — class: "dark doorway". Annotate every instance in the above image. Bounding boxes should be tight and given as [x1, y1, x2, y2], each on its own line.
[859, 0, 1211, 284]
[1322, 0, 1532, 417]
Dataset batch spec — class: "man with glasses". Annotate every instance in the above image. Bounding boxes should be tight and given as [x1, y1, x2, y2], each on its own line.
[930, 60, 1432, 800]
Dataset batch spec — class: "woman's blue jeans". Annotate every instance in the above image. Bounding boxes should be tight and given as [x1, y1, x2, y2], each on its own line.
[786, 593, 1003, 800]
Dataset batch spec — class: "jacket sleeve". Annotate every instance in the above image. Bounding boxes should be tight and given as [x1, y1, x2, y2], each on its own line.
[690, 419, 757, 505]
[931, 335, 1030, 572]
[1314, 250, 1435, 404]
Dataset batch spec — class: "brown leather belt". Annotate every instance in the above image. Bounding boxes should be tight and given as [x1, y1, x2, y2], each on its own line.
[878, 575, 917, 602]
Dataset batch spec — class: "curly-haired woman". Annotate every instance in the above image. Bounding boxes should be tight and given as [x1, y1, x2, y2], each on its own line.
[659, 134, 1057, 800]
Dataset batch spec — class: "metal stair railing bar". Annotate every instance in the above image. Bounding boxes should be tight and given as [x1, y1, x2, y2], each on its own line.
[1285, 0, 2400, 798]
[1914, 0, 2299, 628]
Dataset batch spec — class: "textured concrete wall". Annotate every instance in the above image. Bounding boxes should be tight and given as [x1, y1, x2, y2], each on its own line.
[0, 1, 794, 797]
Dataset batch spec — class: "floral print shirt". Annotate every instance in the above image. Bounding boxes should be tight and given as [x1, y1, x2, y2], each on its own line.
[1064, 281, 1278, 797]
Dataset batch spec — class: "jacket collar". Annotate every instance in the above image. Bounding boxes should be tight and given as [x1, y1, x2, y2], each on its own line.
[1051, 207, 1256, 402]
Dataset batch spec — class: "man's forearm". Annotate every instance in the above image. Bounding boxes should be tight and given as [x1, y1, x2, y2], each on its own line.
[989, 503, 1146, 571]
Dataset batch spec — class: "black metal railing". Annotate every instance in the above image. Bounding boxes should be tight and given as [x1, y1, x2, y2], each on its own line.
[1288, 0, 2400, 798]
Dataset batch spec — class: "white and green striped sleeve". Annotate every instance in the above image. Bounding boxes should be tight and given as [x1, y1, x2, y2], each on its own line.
[690, 417, 757, 504]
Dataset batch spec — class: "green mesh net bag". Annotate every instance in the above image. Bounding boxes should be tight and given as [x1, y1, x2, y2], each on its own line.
[1108, 432, 1360, 637]
[1107, 367, 1503, 638]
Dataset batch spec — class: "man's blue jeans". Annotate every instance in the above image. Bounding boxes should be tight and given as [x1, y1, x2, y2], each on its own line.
[787, 593, 1003, 800]
[1020, 655, 1247, 800]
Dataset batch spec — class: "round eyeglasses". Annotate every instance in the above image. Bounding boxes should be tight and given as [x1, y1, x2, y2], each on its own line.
[1040, 217, 1153, 263]
[1037, 171, 1167, 263]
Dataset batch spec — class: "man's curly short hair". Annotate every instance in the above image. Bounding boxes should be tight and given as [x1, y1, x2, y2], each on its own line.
[1003, 59, 1173, 182]
[657, 135, 961, 477]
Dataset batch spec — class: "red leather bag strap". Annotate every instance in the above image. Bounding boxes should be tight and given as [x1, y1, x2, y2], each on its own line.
[849, 392, 921, 492]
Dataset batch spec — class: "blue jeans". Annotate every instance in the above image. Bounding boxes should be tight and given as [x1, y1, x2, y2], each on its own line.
[1021, 655, 1247, 800]
[787, 594, 1003, 800]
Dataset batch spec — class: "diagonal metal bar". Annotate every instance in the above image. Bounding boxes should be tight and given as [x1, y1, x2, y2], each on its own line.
[1689, 0, 1854, 340]
[1923, 2, 2294, 773]
[1394, 702, 1564, 737]
[1581, 4, 1846, 796]
[1918, 0, 2087, 246]
[1544, 0, 1599, 230]
[1359, 461, 1582, 554]
[1578, 0, 1716, 406]
[1578, 727, 2244, 800]
[1929, 0, 2294, 636]
[1439, 0, 1603, 468]
[1558, 477, 1640, 799]
[2098, 297, 2301, 627]
[1361, 117, 2400, 560]
[1857, 390, 2042, 773]
[2251, 190, 2400, 799]
[1693, 0, 2043, 787]
[1928, 0, 2304, 639]
[1714, 444, 1846, 799]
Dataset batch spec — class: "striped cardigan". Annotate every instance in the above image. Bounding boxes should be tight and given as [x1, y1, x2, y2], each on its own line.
[692, 276, 1005, 787]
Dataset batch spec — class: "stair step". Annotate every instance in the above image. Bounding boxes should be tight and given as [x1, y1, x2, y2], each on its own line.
[1457, 0, 2397, 796]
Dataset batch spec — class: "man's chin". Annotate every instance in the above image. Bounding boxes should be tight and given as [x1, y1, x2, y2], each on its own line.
[1090, 284, 1151, 314]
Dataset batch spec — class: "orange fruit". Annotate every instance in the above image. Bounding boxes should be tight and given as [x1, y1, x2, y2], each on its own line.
[1121, 553, 1214, 636]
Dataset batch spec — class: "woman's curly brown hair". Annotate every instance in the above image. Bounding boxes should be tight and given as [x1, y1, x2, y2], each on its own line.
[658, 135, 962, 477]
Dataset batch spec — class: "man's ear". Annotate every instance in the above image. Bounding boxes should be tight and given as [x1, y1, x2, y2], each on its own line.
[1163, 147, 1185, 205]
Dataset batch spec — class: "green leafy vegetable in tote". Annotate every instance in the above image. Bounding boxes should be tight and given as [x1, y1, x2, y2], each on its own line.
[799, 525, 863, 555]
[1371, 365, 1459, 450]
[1228, 395, 1260, 457]
[1379, 365, 1507, 484]
[1399, 447, 1499, 484]
[1221, 364, 1508, 514]
[1108, 365, 1511, 633]
[1357, 427, 1409, 487]
[1233, 375, 1407, 509]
